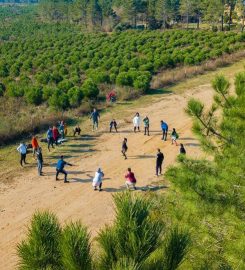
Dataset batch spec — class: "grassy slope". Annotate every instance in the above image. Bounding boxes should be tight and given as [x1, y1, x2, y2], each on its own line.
[0, 58, 244, 186]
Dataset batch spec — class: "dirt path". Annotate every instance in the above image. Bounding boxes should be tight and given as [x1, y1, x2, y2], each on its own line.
[0, 81, 226, 269]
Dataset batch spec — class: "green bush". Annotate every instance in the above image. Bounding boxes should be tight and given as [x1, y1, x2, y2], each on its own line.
[0, 82, 6, 96]
[116, 72, 133, 86]
[7, 83, 25, 97]
[81, 79, 99, 99]
[25, 86, 43, 105]
[133, 75, 151, 92]
[68, 86, 84, 107]
[49, 89, 70, 110]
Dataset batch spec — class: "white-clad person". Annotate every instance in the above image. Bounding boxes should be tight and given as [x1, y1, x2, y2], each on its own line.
[133, 112, 141, 133]
[92, 168, 104, 191]
[17, 142, 27, 167]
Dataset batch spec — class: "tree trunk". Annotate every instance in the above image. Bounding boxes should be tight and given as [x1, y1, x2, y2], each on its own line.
[187, 13, 189, 29]
[197, 14, 200, 29]
[228, 5, 232, 30]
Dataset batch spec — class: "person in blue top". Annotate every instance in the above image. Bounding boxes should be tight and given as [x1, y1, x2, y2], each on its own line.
[161, 120, 168, 141]
[56, 155, 72, 183]
[90, 108, 100, 131]
[47, 127, 54, 151]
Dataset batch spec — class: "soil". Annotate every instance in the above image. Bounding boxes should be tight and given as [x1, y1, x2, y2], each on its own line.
[0, 83, 215, 269]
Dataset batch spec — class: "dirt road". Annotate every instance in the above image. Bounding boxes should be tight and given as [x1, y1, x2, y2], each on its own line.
[0, 80, 226, 269]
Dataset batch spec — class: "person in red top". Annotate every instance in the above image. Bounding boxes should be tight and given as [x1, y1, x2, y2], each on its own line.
[52, 126, 59, 145]
[125, 168, 137, 190]
[31, 135, 39, 156]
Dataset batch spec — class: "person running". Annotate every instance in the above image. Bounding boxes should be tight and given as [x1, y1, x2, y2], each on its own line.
[110, 119, 118, 133]
[47, 127, 54, 151]
[73, 126, 81, 136]
[133, 112, 141, 133]
[156, 149, 164, 176]
[52, 126, 59, 145]
[121, 138, 128, 160]
[17, 142, 27, 167]
[92, 168, 104, 191]
[56, 156, 72, 183]
[90, 108, 100, 131]
[143, 116, 150, 136]
[36, 147, 43, 176]
[171, 128, 179, 146]
[125, 168, 137, 190]
[31, 135, 39, 156]
[161, 120, 168, 141]
[180, 143, 186, 155]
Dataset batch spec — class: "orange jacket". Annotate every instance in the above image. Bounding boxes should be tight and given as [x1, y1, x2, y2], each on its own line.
[31, 138, 39, 148]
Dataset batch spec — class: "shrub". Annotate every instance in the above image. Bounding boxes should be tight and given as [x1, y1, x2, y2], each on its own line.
[133, 75, 151, 92]
[17, 211, 62, 269]
[7, 83, 25, 97]
[49, 89, 70, 110]
[57, 80, 74, 92]
[36, 72, 51, 84]
[68, 86, 84, 107]
[81, 79, 99, 99]
[25, 86, 43, 105]
[116, 72, 133, 86]
[0, 61, 9, 77]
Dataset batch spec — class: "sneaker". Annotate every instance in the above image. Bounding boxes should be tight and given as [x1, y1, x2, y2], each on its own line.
[64, 180, 69, 183]
[99, 189, 103, 192]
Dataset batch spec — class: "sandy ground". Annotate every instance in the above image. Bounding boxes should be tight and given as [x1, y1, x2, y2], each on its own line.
[0, 83, 214, 269]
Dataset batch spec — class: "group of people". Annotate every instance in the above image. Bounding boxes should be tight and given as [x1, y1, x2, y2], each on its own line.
[16, 108, 187, 191]
[46, 121, 67, 151]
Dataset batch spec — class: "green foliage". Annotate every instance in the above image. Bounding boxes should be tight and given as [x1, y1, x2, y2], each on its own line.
[61, 222, 92, 270]
[17, 194, 190, 270]
[25, 86, 43, 105]
[49, 89, 70, 110]
[0, 82, 6, 96]
[68, 86, 84, 107]
[17, 211, 62, 270]
[163, 72, 245, 268]
[82, 79, 99, 99]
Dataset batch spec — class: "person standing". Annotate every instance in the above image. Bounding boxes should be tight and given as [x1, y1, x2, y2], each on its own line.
[121, 138, 128, 160]
[31, 135, 39, 156]
[143, 116, 150, 136]
[161, 120, 168, 141]
[59, 121, 65, 139]
[36, 147, 43, 176]
[171, 128, 179, 146]
[17, 142, 27, 167]
[90, 108, 100, 131]
[156, 149, 164, 176]
[180, 143, 186, 155]
[47, 127, 54, 151]
[110, 119, 118, 133]
[52, 126, 59, 145]
[133, 113, 141, 133]
[56, 156, 72, 183]
[92, 168, 104, 191]
[125, 168, 137, 190]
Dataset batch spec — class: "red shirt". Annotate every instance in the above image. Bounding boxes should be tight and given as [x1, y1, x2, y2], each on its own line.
[53, 128, 59, 140]
[31, 138, 39, 148]
[125, 172, 137, 183]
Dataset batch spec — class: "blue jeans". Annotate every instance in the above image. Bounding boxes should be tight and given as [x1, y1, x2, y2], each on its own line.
[37, 160, 43, 175]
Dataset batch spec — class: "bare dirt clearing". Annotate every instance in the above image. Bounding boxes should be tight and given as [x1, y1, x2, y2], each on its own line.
[0, 60, 244, 269]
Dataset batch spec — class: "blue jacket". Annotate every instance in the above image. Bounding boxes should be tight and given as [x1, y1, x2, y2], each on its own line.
[161, 122, 168, 131]
[56, 160, 67, 170]
[91, 111, 100, 122]
[47, 129, 53, 139]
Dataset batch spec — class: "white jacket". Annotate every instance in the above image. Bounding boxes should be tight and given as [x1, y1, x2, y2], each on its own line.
[133, 116, 140, 127]
[17, 144, 27, 154]
[92, 171, 104, 187]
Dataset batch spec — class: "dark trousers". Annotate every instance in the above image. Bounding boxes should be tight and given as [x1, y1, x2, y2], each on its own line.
[56, 169, 67, 182]
[156, 162, 163, 176]
[93, 120, 98, 130]
[94, 183, 102, 190]
[54, 138, 58, 145]
[134, 126, 140, 132]
[144, 126, 149, 136]
[37, 160, 43, 175]
[20, 153, 26, 166]
[48, 138, 54, 151]
[122, 148, 127, 159]
[110, 125, 117, 133]
[162, 130, 168, 141]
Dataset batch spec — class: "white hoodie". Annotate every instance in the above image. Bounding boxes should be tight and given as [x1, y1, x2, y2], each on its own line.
[133, 116, 140, 127]
[17, 144, 27, 154]
[92, 169, 104, 187]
